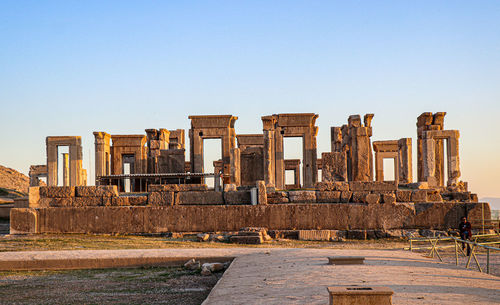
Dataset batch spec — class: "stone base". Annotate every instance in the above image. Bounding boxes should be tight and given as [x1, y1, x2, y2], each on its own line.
[328, 256, 365, 265]
[327, 286, 393, 305]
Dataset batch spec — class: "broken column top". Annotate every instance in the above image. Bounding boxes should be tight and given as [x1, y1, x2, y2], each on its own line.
[417, 112, 446, 128]
[347, 114, 374, 128]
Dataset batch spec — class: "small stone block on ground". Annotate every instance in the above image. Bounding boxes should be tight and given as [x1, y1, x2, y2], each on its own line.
[327, 256, 365, 265]
[327, 286, 393, 305]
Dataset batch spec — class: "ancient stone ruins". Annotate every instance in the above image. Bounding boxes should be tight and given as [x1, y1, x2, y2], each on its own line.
[11, 112, 490, 235]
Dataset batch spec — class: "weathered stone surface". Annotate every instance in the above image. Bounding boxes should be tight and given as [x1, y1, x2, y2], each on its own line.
[411, 190, 428, 203]
[267, 192, 289, 204]
[382, 193, 396, 205]
[340, 191, 352, 203]
[224, 191, 251, 205]
[112, 196, 148, 206]
[349, 181, 397, 192]
[316, 181, 350, 192]
[406, 182, 429, 189]
[257, 181, 267, 205]
[41, 198, 73, 207]
[321, 152, 347, 182]
[315, 191, 341, 203]
[288, 191, 316, 203]
[73, 197, 103, 207]
[224, 184, 237, 192]
[75, 186, 118, 197]
[148, 192, 175, 206]
[229, 235, 263, 244]
[427, 190, 443, 202]
[28, 187, 41, 208]
[352, 191, 369, 203]
[39, 186, 75, 198]
[10, 208, 38, 234]
[176, 191, 224, 205]
[365, 194, 380, 205]
[298, 230, 331, 241]
[396, 190, 412, 202]
[148, 184, 208, 192]
[197, 233, 210, 241]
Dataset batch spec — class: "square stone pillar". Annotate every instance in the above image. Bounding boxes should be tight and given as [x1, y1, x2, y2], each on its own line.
[398, 138, 412, 183]
[46, 140, 58, 186]
[350, 126, 373, 181]
[274, 128, 285, 190]
[230, 147, 241, 186]
[93, 132, 111, 185]
[263, 129, 275, 187]
[422, 136, 437, 186]
[447, 131, 461, 185]
[62, 153, 69, 186]
[303, 127, 318, 188]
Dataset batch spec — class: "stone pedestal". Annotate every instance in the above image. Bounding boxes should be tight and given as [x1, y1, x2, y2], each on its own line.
[327, 286, 393, 305]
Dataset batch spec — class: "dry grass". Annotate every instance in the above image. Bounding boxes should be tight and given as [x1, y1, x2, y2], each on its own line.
[0, 233, 411, 252]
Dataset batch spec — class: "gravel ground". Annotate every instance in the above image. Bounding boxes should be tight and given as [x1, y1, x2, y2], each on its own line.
[0, 266, 222, 305]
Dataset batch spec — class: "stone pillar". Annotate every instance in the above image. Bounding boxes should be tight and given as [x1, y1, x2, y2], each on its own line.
[263, 129, 275, 187]
[321, 152, 347, 182]
[303, 128, 318, 188]
[69, 142, 83, 186]
[422, 136, 437, 186]
[222, 133, 234, 184]
[398, 138, 412, 183]
[230, 147, 241, 186]
[274, 128, 285, 190]
[350, 126, 372, 181]
[46, 140, 58, 186]
[375, 151, 384, 182]
[331, 127, 342, 152]
[189, 129, 203, 174]
[93, 132, 111, 185]
[62, 153, 69, 186]
[447, 131, 461, 185]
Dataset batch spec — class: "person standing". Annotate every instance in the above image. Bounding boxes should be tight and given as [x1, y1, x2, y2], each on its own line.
[458, 216, 472, 256]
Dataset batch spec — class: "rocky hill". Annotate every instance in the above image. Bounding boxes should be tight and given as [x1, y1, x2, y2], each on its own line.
[0, 165, 30, 198]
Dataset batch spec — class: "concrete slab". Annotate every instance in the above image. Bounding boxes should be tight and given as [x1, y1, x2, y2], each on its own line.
[0, 248, 498, 304]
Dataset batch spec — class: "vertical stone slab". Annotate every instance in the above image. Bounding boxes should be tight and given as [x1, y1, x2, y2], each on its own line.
[263, 129, 275, 187]
[422, 135, 437, 186]
[331, 127, 342, 152]
[350, 127, 372, 181]
[62, 153, 69, 186]
[257, 180, 267, 205]
[230, 147, 241, 186]
[93, 132, 111, 185]
[303, 127, 318, 188]
[447, 131, 461, 185]
[375, 151, 384, 181]
[321, 152, 347, 182]
[398, 138, 412, 183]
[46, 140, 58, 186]
[274, 128, 285, 190]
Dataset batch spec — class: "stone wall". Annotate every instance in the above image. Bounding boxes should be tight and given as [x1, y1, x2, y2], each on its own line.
[10, 201, 488, 234]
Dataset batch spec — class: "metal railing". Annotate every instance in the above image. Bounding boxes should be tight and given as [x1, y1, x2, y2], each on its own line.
[96, 172, 222, 192]
[407, 234, 500, 274]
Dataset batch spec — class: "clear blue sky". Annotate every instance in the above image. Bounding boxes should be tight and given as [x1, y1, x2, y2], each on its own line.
[0, 1, 499, 197]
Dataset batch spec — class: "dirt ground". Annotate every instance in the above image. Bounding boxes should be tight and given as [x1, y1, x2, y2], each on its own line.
[0, 266, 222, 305]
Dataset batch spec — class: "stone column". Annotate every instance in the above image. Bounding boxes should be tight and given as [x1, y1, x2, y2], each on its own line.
[274, 128, 285, 190]
[263, 129, 275, 187]
[398, 138, 412, 184]
[62, 153, 69, 186]
[303, 127, 318, 188]
[189, 129, 203, 174]
[422, 136, 437, 186]
[331, 127, 342, 152]
[46, 140, 58, 186]
[447, 131, 461, 185]
[375, 152, 384, 181]
[230, 147, 241, 186]
[69, 142, 83, 186]
[222, 132, 235, 184]
[350, 127, 372, 181]
[93, 132, 110, 185]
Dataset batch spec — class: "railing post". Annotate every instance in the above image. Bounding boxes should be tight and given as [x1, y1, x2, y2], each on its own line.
[409, 239, 412, 252]
[487, 248, 490, 274]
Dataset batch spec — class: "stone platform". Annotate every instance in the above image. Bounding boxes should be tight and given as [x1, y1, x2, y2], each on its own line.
[0, 248, 498, 304]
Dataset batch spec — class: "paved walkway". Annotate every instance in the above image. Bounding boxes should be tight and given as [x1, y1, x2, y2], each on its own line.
[0, 248, 498, 304]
